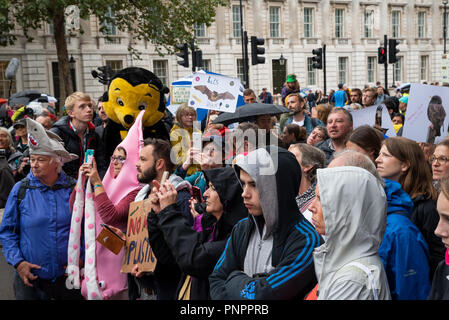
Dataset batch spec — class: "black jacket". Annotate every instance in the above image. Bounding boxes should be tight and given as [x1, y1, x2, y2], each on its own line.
[50, 116, 108, 179]
[147, 167, 248, 300]
[428, 259, 449, 300]
[209, 146, 323, 300]
[412, 195, 446, 280]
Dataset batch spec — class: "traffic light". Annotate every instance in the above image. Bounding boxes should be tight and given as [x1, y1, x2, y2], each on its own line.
[176, 43, 189, 68]
[378, 47, 387, 64]
[251, 36, 265, 65]
[312, 48, 323, 69]
[388, 39, 400, 64]
[193, 50, 203, 69]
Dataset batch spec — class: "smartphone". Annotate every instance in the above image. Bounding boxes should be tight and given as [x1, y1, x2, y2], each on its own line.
[84, 149, 94, 164]
[191, 186, 203, 203]
[192, 132, 202, 153]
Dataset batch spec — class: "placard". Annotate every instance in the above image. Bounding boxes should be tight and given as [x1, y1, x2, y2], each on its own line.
[170, 85, 191, 105]
[350, 104, 396, 137]
[121, 199, 157, 273]
[402, 83, 449, 143]
[188, 72, 241, 113]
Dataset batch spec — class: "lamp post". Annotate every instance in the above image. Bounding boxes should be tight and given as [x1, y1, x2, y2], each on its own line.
[444, 0, 448, 54]
[69, 55, 76, 91]
[279, 54, 285, 66]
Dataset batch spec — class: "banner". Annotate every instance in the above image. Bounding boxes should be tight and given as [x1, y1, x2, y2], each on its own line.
[121, 199, 157, 273]
[350, 104, 396, 137]
[402, 83, 449, 144]
[188, 72, 241, 113]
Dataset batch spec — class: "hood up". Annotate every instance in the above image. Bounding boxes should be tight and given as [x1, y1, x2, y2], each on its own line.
[315, 166, 387, 273]
[383, 178, 414, 217]
[233, 146, 302, 239]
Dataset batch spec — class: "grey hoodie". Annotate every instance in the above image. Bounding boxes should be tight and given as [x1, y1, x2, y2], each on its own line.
[313, 166, 391, 300]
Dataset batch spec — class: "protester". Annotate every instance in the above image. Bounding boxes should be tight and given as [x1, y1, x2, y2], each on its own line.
[259, 88, 273, 104]
[309, 160, 391, 299]
[432, 139, 449, 190]
[209, 146, 322, 299]
[311, 104, 331, 124]
[243, 89, 257, 104]
[280, 93, 323, 135]
[35, 113, 54, 130]
[398, 95, 408, 116]
[316, 108, 353, 166]
[306, 126, 328, 146]
[147, 166, 247, 300]
[0, 147, 15, 208]
[375, 139, 432, 299]
[0, 126, 23, 181]
[50, 91, 108, 179]
[288, 143, 325, 225]
[345, 125, 383, 163]
[428, 177, 449, 300]
[170, 103, 201, 176]
[129, 138, 192, 300]
[281, 124, 306, 148]
[330, 83, 348, 108]
[362, 87, 378, 108]
[0, 118, 81, 300]
[378, 137, 445, 280]
[281, 74, 300, 106]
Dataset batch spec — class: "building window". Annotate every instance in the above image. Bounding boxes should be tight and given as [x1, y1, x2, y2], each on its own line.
[367, 57, 376, 83]
[418, 11, 426, 38]
[338, 57, 348, 84]
[194, 23, 206, 38]
[153, 60, 168, 86]
[0, 61, 16, 99]
[232, 5, 243, 38]
[105, 60, 123, 75]
[394, 57, 402, 82]
[420, 56, 429, 81]
[102, 7, 119, 44]
[335, 9, 344, 38]
[304, 8, 314, 38]
[307, 57, 316, 86]
[202, 59, 211, 72]
[392, 10, 400, 38]
[269, 7, 280, 38]
[237, 58, 244, 85]
[364, 10, 374, 38]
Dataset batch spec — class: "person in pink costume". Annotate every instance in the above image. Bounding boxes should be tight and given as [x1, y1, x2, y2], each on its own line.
[69, 110, 145, 300]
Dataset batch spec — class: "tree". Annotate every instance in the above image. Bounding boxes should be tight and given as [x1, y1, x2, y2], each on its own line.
[0, 0, 227, 111]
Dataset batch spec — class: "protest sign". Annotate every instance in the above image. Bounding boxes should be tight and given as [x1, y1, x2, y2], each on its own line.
[188, 72, 241, 113]
[402, 83, 449, 144]
[350, 104, 396, 137]
[121, 199, 157, 273]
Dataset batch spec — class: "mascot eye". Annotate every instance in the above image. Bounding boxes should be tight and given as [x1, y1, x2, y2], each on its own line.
[116, 98, 124, 107]
[138, 102, 147, 110]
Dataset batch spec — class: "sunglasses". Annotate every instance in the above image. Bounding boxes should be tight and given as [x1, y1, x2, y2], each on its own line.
[111, 156, 126, 164]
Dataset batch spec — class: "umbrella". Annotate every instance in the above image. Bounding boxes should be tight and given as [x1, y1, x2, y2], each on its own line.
[8, 90, 42, 107]
[212, 103, 290, 126]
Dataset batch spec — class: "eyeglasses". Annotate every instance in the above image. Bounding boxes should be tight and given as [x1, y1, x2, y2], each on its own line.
[431, 155, 449, 165]
[111, 156, 126, 164]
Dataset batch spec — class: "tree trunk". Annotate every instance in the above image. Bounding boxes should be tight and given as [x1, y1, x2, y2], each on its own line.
[52, 6, 73, 116]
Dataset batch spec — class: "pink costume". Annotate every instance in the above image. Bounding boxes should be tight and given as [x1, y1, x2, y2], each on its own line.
[67, 111, 144, 300]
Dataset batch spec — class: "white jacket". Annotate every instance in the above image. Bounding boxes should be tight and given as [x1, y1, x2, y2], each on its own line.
[313, 166, 391, 300]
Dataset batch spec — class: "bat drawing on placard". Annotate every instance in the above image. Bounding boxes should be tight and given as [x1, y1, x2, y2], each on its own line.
[194, 85, 235, 102]
[426, 95, 446, 144]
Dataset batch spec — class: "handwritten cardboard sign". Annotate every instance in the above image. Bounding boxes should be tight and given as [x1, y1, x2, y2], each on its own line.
[121, 199, 157, 273]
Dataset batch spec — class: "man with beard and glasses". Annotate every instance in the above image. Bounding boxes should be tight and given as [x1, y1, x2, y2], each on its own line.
[128, 138, 193, 300]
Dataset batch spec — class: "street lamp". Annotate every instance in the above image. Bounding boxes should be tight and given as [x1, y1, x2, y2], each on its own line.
[69, 55, 76, 70]
[444, 0, 448, 54]
[279, 54, 286, 66]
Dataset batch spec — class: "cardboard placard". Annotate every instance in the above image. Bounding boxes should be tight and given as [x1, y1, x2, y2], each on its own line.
[350, 104, 396, 137]
[120, 199, 157, 273]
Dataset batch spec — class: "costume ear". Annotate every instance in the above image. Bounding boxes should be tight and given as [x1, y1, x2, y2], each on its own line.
[102, 91, 109, 103]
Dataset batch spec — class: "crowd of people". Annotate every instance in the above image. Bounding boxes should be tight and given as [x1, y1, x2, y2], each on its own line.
[0, 73, 449, 302]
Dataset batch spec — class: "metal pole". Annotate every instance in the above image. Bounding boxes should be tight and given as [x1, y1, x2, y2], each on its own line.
[323, 44, 326, 96]
[444, 2, 447, 54]
[384, 34, 388, 90]
[190, 38, 196, 72]
[239, 0, 249, 88]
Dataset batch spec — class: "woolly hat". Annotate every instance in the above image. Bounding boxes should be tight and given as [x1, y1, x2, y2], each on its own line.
[26, 117, 78, 163]
[399, 96, 408, 104]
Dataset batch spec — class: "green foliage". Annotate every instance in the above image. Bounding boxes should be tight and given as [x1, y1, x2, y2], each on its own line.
[0, 0, 229, 55]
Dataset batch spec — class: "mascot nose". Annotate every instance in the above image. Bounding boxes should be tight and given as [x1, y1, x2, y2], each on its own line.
[124, 115, 134, 125]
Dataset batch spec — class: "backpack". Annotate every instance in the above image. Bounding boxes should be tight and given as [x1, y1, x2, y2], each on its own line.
[14, 176, 77, 234]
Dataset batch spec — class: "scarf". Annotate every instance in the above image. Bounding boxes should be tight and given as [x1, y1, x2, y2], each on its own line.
[296, 181, 317, 213]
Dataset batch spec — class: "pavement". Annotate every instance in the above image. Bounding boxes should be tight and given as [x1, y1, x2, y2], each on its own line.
[0, 248, 15, 300]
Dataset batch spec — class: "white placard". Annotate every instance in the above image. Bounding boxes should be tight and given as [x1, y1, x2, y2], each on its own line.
[350, 104, 396, 137]
[188, 73, 241, 113]
[402, 83, 449, 144]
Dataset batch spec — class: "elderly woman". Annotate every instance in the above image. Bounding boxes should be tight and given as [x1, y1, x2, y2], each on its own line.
[288, 143, 326, 225]
[0, 126, 24, 180]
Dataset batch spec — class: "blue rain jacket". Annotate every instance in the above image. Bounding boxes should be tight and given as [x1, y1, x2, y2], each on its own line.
[379, 179, 431, 300]
[0, 171, 75, 281]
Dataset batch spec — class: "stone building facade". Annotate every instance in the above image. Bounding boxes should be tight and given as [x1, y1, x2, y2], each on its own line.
[1, 0, 448, 107]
